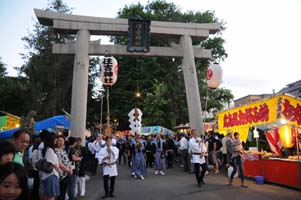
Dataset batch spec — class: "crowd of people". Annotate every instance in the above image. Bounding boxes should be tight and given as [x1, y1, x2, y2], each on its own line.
[0, 128, 247, 200]
[0, 129, 89, 200]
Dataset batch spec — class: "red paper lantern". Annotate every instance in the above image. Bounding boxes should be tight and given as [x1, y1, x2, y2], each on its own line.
[207, 64, 223, 89]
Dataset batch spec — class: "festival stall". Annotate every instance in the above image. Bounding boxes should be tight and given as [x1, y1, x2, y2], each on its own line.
[0, 115, 70, 139]
[34, 115, 70, 133]
[0, 113, 20, 131]
[141, 126, 174, 136]
[173, 123, 191, 134]
[216, 94, 301, 189]
[116, 130, 130, 137]
[0, 128, 20, 139]
[173, 122, 214, 134]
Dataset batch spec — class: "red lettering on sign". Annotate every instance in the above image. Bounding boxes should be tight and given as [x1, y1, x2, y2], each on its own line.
[294, 104, 301, 125]
[223, 103, 270, 128]
[238, 110, 246, 125]
[282, 99, 301, 125]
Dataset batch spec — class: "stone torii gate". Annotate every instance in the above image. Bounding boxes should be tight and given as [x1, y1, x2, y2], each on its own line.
[34, 9, 221, 141]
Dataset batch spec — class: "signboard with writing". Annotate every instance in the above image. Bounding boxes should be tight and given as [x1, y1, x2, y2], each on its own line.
[141, 126, 174, 136]
[99, 55, 118, 87]
[127, 19, 151, 52]
[216, 94, 301, 142]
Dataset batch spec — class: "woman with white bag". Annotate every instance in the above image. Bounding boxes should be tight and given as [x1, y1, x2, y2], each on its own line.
[41, 132, 62, 200]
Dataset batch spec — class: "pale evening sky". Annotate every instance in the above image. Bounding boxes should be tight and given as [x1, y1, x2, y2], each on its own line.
[0, 0, 301, 100]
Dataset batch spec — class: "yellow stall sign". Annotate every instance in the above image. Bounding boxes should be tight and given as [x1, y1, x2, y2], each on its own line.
[216, 94, 301, 142]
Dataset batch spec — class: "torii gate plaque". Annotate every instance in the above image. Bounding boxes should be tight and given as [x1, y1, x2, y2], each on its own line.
[34, 9, 221, 141]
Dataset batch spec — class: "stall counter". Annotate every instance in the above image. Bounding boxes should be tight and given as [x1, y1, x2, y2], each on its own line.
[243, 158, 301, 189]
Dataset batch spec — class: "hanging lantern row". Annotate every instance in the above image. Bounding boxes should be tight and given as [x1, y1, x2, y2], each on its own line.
[207, 63, 223, 89]
[100, 55, 118, 87]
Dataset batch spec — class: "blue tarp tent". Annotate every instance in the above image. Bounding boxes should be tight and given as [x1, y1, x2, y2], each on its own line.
[35, 115, 70, 132]
[0, 128, 20, 139]
[0, 115, 70, 139]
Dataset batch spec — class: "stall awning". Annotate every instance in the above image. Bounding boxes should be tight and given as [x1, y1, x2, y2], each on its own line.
[0, 128, 20, 139]
[35, 115, 70, 132]
[216, 94, 301, 142]
[0, 115, 70, 139]
[141, 126, 174, 136]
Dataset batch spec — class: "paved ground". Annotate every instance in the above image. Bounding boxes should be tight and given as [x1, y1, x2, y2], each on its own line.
[83, 165, 300, 200]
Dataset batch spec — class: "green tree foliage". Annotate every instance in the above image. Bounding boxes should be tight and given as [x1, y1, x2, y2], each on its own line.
[0, 76, 30, 116]
[0, 58, 6, 78]
[19, 0, 100, 123]
[1, 0, 233, 131]
[87, 57, 103, 124]
[0, 0, 101, 126]
[20, 0, 74, 119]
[142, 80, 169, 126]
[110, 0, 233, 130]
[0, 58, 30, 115]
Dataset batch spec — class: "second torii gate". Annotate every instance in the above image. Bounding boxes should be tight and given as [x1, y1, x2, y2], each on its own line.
[34, 9, 222, 141]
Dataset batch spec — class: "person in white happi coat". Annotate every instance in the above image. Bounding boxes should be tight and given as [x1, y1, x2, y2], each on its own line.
[97, 136, 119, 199]
[88, 134, 106, 154]
[189, 129, 207, 188]
[88, 134, 105, 175]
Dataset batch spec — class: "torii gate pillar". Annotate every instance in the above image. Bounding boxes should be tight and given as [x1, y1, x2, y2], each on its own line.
[70, 29, 90, 141]
[181, 35, 204, 135]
